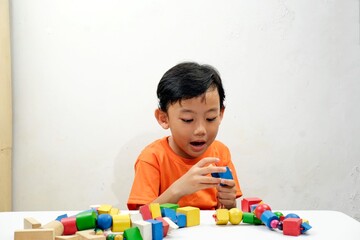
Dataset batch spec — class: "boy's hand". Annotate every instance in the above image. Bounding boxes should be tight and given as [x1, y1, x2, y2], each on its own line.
[216, 179, 237, 209]
[171, 157, 226, 197]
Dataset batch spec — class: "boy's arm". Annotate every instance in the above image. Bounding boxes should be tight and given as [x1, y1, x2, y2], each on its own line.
[151, 157, 226, 205]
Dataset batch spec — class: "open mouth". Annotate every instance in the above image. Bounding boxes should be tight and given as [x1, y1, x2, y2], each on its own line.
[190, 141, 206, 147]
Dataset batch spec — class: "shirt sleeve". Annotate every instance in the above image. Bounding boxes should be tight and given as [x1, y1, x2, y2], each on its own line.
[127, 157, 160, 210]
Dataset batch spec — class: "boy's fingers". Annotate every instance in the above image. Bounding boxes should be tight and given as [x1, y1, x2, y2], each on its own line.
[196, 157, 219, 167]
[220, 179, 236, 187]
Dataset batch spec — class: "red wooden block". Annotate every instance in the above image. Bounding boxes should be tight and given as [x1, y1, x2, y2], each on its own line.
[241, 197, 262, 212]
[139, 205, 152, 220]
[283, 218, 302, 236]
[155, 217, 170, 237]
[61, 217, 77, 235]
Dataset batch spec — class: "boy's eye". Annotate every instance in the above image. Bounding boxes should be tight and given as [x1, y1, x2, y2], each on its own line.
[207, 117, 217, 122]
[181, 118, 193, 123]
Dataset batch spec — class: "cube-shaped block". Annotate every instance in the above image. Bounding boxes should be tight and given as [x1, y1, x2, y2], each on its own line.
[241, 197, 262, 212]
[176, 206, 200, 227]
[112, 214, 131, 232]
[283, 218, 302, 236]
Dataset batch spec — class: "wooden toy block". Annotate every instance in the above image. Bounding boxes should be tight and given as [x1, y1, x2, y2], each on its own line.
[176, 206, 200, 227]
[97, 204, 112, 214]
[76, 210, 97, 231]
[283, 218, 302, 236]
[229, 208, 243, 225]
[301, 221, 312, 233]
[212, 166, 233, 186]
[130, 212, 144, 223]
[76, 229, 106, 240]
[55, 235, 80, 240]
[112, 213, 131, 232]
[139, 205, 152, 220]
[42, 220, 64, 236]
[161, 207, 177, 222]
[56, 214, 68, 221]
[97, 214, 112, 230]
[155, 217, 169, 237]
[242, 212, 262, 225]
[146, 219, 163, 240]
[175, 213, 186, 228]
[14, 228, 54, 240]
[241, 197, 262, 212]
[214, 209, 229, 225]
[162, 217, 179, 233]
[124, 227, 143, 240]
[150, 203, 161, 219]
[260, 210, 279, 228]
[109, 208, 120, 216]
[159, 203, 179, 210]
[132, 220, 152, 240]
[61, 217, 78, 235]
[24, 217, 41, 229]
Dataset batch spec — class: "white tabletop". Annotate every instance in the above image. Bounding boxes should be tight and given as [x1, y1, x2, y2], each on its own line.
[1, 210, 359, 240]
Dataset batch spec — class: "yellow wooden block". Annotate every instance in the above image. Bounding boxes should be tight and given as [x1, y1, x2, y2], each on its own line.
[97, 204, 112, 214]
[14, 229, 54, 240]
[229, 208, 243, 225]
[176, 206, 200, 227]
[215, 209, 229, 225]
[115, 235, 123, 240]
[112, 214, 131, 232]
[150, 203, 161, 219]
[110, 207, 120, 216]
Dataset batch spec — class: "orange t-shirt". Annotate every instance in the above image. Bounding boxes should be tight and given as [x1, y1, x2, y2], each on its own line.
[127, 136, 242, 210]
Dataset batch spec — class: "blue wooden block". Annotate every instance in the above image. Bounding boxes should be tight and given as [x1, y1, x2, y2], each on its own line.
[261, 210, 279, 229]
[176, 213, 186, 228]
[161, 208, 177, 223]
[211, 166, 233, 186]
[146, 219, 163, 240]
[55, 214, 68, 221]
[301, 222, 312, 233]
[97, 213, 112, 230]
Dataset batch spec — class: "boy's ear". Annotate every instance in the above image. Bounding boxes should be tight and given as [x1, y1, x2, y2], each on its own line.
[155, 109, 170, 129]
[219, 107, 225, 122]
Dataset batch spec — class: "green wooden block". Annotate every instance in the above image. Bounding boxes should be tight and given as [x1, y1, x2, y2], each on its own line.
[160, 203, 179, 210]
[76, 210, 97, 230]
[242, 212, 262, 225]
[124, 227, 143, 240]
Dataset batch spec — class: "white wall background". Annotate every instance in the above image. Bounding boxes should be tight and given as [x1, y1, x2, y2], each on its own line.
[10, 0, 360, 221]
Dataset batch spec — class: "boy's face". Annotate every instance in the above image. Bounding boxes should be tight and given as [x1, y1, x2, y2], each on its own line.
[157, 88, 224, 159]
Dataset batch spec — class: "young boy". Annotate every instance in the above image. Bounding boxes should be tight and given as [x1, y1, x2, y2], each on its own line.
[127, 62, 242, 210]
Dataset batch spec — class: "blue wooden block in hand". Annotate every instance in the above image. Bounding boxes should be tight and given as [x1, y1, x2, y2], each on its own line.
[211, 166, 233, 186]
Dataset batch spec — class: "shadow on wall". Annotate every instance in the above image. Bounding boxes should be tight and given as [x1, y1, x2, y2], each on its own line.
[111, 132, 164, 210]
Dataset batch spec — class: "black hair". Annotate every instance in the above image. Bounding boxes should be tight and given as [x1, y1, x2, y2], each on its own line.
[156, 62, 225, 112]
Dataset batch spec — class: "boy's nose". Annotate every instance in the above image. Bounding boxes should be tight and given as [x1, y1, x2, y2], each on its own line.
[194, 122, 206, 136]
